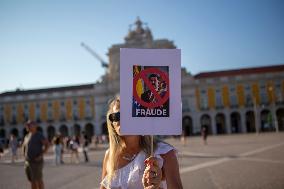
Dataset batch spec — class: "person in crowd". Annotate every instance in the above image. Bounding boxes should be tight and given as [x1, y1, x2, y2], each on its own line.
[59, 134, 65, 164]
[0, 139, 4, 160]
[201, 126, 208, 145]
[9, 134, 18, 163]
[100, 96, 183, 189]
[82, 131, 89, 162]
[69, 136, 80, 163]
[52, 134, 62, 165]
[22, 120, 49, 189]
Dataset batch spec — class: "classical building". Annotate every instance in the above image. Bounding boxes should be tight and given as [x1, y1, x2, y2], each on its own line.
[0, 18, 284, 142]
[181, 65, 284, 135]
[0, 84, 95, 141]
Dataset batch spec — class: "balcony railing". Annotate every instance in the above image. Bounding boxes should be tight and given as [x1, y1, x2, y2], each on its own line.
[245, 103, 253, 108]
[200, 107, 209, 111]
[47, 118, 54, 123]
[60, 117, 66, 122]
[230, 104, 239, 109]
[215, 105, 224, 110]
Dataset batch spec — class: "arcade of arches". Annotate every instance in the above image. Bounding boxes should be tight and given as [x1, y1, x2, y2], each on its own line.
[45, 123, 95, 141]
[1, 108, 283, 140]
[194, 108, 284, 135]
[2, 123, 96, 141]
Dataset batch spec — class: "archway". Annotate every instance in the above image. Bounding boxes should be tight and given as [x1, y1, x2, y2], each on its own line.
[47, 126, 55, 141]
[85, 123, 94, 140]
[182, 116, 193, 136]
[215, 113, 226, 134]
[101, 122, 108, 135]
[59, 125, 68, 137]
[246, 111, 255, 133]
[231, 112, 241, 133]
[276, 108, 284, 131]
[200, 114, 212, 134]
[73, 124, 81, 137]
[0, 129, 5, 139]
[10, 128, 19, 137]
[260, 109, 272, 131]
[0, 115, 4, 126]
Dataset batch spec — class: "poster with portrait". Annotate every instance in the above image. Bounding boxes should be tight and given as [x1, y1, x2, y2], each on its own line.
[120, 48, 181, 135]
[132, 65, 169, 117]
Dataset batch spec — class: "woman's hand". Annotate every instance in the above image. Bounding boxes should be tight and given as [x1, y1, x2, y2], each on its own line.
[142, 156, 162, 189]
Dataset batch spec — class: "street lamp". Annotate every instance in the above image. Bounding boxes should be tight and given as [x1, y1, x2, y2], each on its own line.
[268, 86, 279, 132]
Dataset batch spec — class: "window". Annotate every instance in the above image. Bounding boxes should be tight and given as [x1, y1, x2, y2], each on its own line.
[230, 87, 238, 107]
[86, 99, 90, 105]
[0, 106, 3, 126]
[215, 88, 223, 108]
[23, 104, 29, 121]
[275, 81, 283, 103]
[48, 102, 52, 107]
[36, 103, 41, 123]
[12, 105, 17, 124]
[244, 84, 253, 106]
[182, 98, 190, 112]
[73, 99, 78, 120]
[0, 114, 4, 126]
[200, 89, 208, 110]
[200, 96, 208, 110]
[0, 106, 3, 118]
[73, 107, 78, 121]
[245, 94, 253, 106]
[259, 83, 269, 104]
[47, 101, 53, 121]
[60, 100, 66, 121]
[85, 99, 92, 119]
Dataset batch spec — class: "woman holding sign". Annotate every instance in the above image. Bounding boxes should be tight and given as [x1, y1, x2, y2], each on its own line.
[100, 97, 183, 189]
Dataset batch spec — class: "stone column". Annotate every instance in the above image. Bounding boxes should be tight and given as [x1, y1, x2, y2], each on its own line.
[192, 111, 199, 134]
[226, 111, 231, 134]
[211, 112, 217, 135]
[240, 110, 247, 133]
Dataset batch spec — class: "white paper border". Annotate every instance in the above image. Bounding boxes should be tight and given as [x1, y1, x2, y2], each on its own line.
[120, 48, 181, 135]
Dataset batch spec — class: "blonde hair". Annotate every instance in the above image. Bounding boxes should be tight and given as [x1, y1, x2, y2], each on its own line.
[105, 96, 157, 184]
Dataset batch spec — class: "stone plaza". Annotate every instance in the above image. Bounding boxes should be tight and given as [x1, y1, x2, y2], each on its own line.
[0, 132, 283, 189]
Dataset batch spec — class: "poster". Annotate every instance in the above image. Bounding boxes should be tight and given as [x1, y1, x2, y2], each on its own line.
[120, 48, 181, 135]
[132, 65, 169, 117]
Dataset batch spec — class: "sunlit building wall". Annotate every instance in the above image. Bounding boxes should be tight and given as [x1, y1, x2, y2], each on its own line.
[0, 84, 95, 141]
[181, 65, 284, 135]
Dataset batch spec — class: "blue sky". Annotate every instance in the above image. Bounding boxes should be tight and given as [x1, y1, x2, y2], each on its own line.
[0, 0, 284, 93]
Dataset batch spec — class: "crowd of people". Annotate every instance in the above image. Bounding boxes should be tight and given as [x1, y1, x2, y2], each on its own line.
[0, 132, 109, 163]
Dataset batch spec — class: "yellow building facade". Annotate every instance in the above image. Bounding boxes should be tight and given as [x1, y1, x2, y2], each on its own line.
[0, 84, 95, 141]
[181, 65, 284, 135]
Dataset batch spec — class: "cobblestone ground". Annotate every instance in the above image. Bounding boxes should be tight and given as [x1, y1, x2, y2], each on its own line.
[0, 132, 284, 189]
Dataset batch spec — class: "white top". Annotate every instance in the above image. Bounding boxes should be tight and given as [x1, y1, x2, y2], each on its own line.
[101, 142, 175, 189]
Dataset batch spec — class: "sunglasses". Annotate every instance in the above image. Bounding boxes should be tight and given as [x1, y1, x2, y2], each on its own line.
[109, 112, 120, 123]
